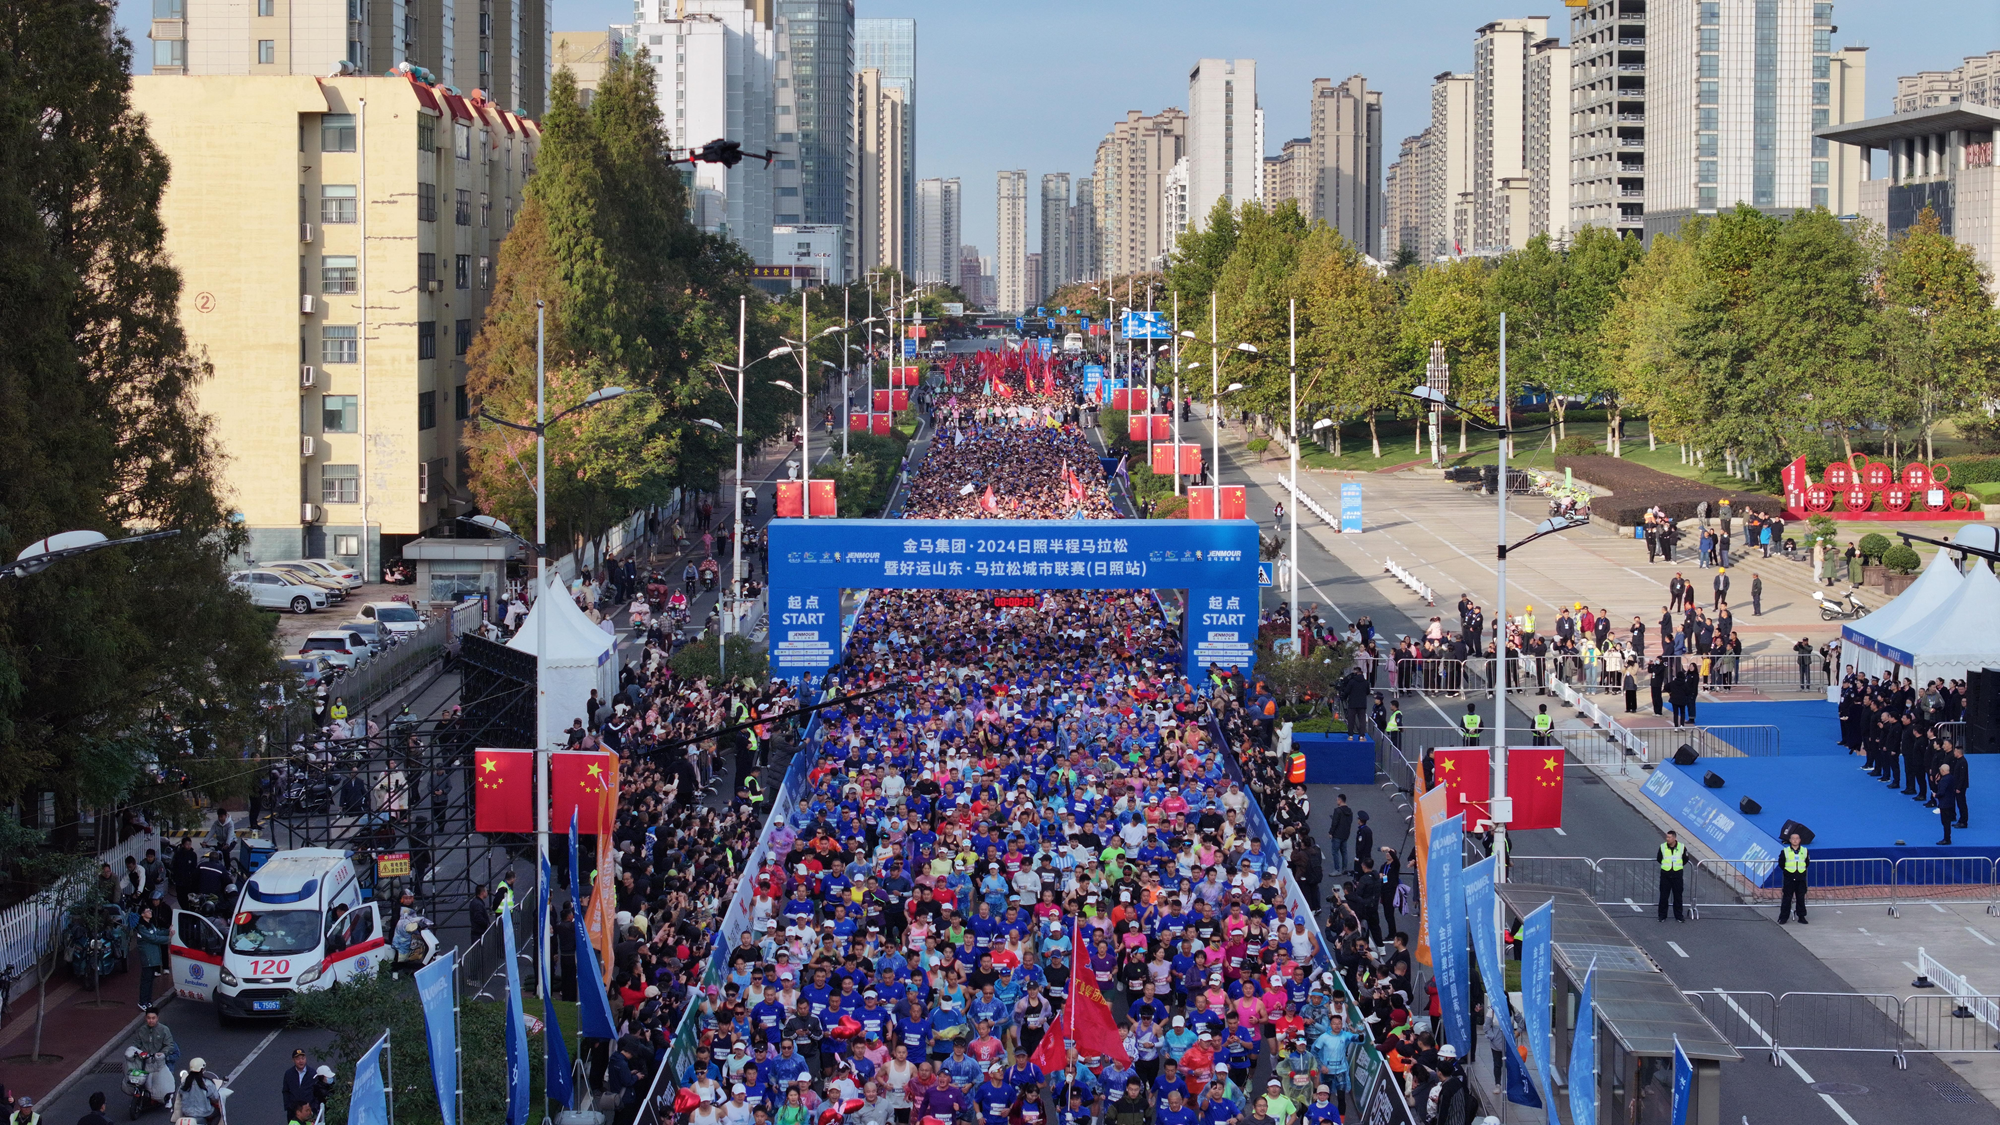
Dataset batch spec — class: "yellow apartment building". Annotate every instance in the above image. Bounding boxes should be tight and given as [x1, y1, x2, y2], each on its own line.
[133, 72, 540, 576]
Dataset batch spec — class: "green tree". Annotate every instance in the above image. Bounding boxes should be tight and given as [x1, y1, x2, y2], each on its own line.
[1397, 257, 1496, 452]
[1295, 227, 1401, 457]
[1488, 228, 1642, 448]
[1877, 207, 1999, 461]
[1167, 196, 1241, 312]
[0, 0, 271, 813]
[1216, 202, 1310, 415]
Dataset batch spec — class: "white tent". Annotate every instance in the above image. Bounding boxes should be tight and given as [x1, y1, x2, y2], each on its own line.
[508, 576, 618, 749]
[1859, 560, 2000, 684]
[1839, 546, 1964, 678]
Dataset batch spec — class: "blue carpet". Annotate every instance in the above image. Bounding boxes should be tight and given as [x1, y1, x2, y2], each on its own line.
[1696, 699, 1846, 756]
[1643, 758, 1999, 878]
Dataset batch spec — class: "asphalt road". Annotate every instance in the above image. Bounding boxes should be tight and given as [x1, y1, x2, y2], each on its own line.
[1197, 420, 1993, 1124]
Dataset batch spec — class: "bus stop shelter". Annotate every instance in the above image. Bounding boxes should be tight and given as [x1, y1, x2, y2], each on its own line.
[1498, 884, 1741, 1125]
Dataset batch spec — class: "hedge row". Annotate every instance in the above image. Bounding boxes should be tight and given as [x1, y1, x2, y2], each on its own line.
[1554, 455, 1785, 526]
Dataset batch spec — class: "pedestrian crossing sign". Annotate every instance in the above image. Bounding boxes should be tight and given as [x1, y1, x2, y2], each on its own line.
[1257, 562, 1274, 587]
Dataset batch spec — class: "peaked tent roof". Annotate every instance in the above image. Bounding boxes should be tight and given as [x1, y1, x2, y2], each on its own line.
[1870, 561, 2000, 672]
[1842, 546, 1963, 650]
[507, 576, 615, 665]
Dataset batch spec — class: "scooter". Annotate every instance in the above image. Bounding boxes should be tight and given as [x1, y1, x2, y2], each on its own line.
[168, 1069, 231, 1125]
[1814, 588, 1867, 621]
[390, 915, 441, 972]
[125, 1047, 174, 1119]
[699, 560, 718, 592]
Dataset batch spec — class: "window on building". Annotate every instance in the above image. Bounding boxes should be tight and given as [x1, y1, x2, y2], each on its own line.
[418, 116, 436, 153]
[1813, 187, 1829, 209]
[418, 253, 437, 289]
[1697, 186, 1718, 210]
[454, 254, 470, 289]
[333, 534, 360, 557]
[1696, 161, 1717, 184]
[258, 39, 275, 64]
[478, 256, 491, 288]
[322, 325, 358, 364]
[320, 254, 357, 293]
[1814, 55, 1831, 79]
[321, 464, 360, 505]
[479, 192, 490, 226]
[257, 0, 272, 14]
[1813, 82, 1830, 106]
[1812, 160, 1829, 184]
[322, 114, 356, 153]
[154, 0, 183, 15]
[321, 184, 357, 223]
[153, 40, 185, 68]
[455, 384, 469, 420]
[1812, 28, 1831, 53]
[1698, 54, 1719, 78]
[454, 122, 471, 160]
[417, 182, 436, 222]
[419, 320, 437, 360]
[1814, 137, 1830, 157]
[1697, 81, 1718, 105]
[1697, 134, 1719, 157]
[417, 390, 436, 430]
[455, 188, 471, 225]
[321, 394, 358, 433]
[1698, 2, 1719, 23]
[776, 159, 796, 169]
[778, 186, 800, 196]
[455, 319, 472, 356]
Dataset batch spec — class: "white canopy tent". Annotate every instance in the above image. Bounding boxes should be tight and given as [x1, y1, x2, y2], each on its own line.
[508, 576, 618, 749]
[1846, 559, 2000, 684]
[1838, 546, 1964, 679]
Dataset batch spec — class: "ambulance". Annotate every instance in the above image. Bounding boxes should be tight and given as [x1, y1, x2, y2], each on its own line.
[167, 847, 393, 1020]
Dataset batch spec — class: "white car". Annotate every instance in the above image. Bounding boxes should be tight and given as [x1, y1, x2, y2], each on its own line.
[356, 601, 424, 637]
[279, 558, 364, 590]
[297, 629, 372, 671]
[229, 570, 329, 614]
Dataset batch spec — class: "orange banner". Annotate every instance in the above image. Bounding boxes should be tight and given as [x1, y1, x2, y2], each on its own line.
[583, 756, 620, 978]
[1414, 783, 1449, 968]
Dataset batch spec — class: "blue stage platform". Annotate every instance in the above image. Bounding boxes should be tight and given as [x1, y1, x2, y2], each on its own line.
[1640, 757, 2000, 885]
[1696, 700, 1845, 755]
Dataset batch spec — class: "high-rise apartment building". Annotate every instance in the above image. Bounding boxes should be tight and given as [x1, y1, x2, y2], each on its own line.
[1186, 59, 1261, 227]
[1092, 108, 1187, 277]
[133, 73, 539, 572]
[773, 0, 853, 277]
[1645, 0, 1863, 239]
[629, 3, 777, 265]
[914, 177, 961, 286]
[1525, 39, 1572, 242]
[1024, 252, 1044, 308]
[1385, 132, 1424, 255]
[148, 0, 550, 118]
[1427, 72, 1477, 258]
[1472, 17, 1548, 253]
[1895, 52, 2000, 113]
[996, 170, 1028, 313]
[958, 245, 992, 309]
[1162, 157, 1191, 258]
[853, 67, 905, 276]
[856, 18, 916, 275]
[552, 29, 624, 106]
[1568, 0, 1648, 237]
[1068, 177, 1099, 283]
[1309, 75, 1384, 256]
[1041, 173, 1072, 296]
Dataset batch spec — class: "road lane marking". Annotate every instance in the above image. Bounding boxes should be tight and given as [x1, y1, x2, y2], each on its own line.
[1552, 827, 1567, 836]
[1622, 897, 1641, 913]
[226, 1026, 285, 1086]
[1714, 992, 1863, 1125]
[1666, 941, 1689, 958]
[1931, 903, 1949, 913]
[1969, 927, 1996, 946]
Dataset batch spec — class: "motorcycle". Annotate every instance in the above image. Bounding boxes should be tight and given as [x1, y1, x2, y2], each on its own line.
[1814, 588, 1867, 621]
[699, 559, 718, 592]
[64, 903, 130, 988]
[667, 592, 690, 625]
[390, 914, 441, 972]
[125, 1047, 175, 1119]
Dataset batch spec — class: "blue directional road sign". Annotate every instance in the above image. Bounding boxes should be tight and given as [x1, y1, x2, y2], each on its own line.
[1120, 310, 1170, 339]
[903, 338, 917, 358]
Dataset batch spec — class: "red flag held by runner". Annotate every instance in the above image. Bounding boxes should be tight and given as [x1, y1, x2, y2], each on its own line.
[1031, 921, 1130, 1072]
[980, 485, 998, 513]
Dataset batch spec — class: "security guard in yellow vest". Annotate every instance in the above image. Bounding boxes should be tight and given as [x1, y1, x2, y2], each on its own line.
[1657, 830, 1688, 922]
[1522, 606, 1536, 636]
[1533, 704, 1554, 746]
[1461, 703, 1483, 746]
[1778, 831, 1810, 925]
[1384, 701, 1403, 750]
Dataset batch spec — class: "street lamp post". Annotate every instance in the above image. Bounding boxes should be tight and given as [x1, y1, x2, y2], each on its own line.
[707, 335, 793, 669]
[4, 528, 181, 581]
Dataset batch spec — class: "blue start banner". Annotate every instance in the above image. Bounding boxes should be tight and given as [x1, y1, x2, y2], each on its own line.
[766, 518, 1261, 680]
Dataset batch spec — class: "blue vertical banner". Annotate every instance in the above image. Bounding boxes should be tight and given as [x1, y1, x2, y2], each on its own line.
[1462, 858, 1539, 1107]
[541, 856, 574, 1110]
[1187, 589, 1257, 681]
[1671, 1037, 1693, 1125]
[1569, 961, 1598, 1125]
[500, 905, 532, 1125]
[1425, 814, 1471, 1057]
[348, 1031, 390, 1125]
[1521, 899, 1556, 1124]
[572, 813, 619, 1039]
[1340, 482, 1363, 533]
[414, 951, 459, 1125]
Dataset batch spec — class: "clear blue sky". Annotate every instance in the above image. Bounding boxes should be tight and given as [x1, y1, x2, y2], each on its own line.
[117, 0, 1998, 260]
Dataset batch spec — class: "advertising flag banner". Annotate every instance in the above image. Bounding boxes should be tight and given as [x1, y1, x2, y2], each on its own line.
[1670, 1037, 1692, 1125]
[414, 953, 459, 1125]
[1570, 962, 1598, 1125]
[1463, 858, 1540, 1107]
[1412, 784, 1449, 967]
[572, 812, 619, 1040]
[541, 856, 574, 1110]
[348, 1032, 391, 1125]
[1425, 814, 1471, 1057]
[500, 909, 531, 1125]
[1521, 899, 1557, 1123]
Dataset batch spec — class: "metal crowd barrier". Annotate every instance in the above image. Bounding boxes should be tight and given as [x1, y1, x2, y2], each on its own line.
[1515, 855, 2000, 918]
[1385, 657, 1488, 695]
[1682, 985, 2000, 1069]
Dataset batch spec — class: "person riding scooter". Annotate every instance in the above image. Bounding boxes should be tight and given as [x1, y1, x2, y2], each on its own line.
[390, 890, 434, 966]
[175, 1059, 223, 1125]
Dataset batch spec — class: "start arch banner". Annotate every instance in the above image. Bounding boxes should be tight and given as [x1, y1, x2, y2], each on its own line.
[765, 518, 1262, 680]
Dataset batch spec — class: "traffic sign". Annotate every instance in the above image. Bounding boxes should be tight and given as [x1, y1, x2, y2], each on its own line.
[1257, 562, 1274, 588]
[1121, 310, 1170, 339]
[903, 338, 917, 357]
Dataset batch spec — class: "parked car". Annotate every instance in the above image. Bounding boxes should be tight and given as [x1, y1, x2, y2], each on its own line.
[279, 653, 334, 686]
[229, 569, 329, 614]
[280, 558, 364, 590]
[297, 628, 373, 671]
[340, 619, 391, 655]
[265, 561, 349, 602]
[356, 601, 425, 638]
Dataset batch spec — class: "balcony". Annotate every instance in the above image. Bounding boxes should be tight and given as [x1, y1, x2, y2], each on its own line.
[151, 19, 183, 38]
[1618, 37, 1646, 46]
[1617, 113, 1646, 122]
[1616, 136, 1646, 150]
[1617, 63, 1646, 72]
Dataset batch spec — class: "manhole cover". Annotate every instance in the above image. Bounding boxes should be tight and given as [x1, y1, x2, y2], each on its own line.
[1809, 1082, 1869, 1095]
[1928, 1081, 1978, 1104]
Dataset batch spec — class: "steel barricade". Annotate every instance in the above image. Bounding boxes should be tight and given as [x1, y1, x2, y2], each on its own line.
[1682, 990, 1781, 1064]
[1900, 993, 2000, 1057]
[1595, 857, 1673, 916]
[1695, 856, 1898, 913]
[1889, 855, 2000, 917]
[1390, 658, 1484, 695]
[1509, 855, 1599, 895]
[1683, 724, 1782, 757]
[1774, 991, 1910, 1065]
[1551, 727, 1641, 768]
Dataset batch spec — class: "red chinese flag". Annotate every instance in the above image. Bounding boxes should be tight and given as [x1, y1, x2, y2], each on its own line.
[1507, 747, 1566, 830]
[1030, 923, 1132, 1073]
[870, 413, 892, 436]
[550, 749, 619, 835]
[892, 389, 910, 411]
[474, 749, 534, 833]
[874, 389, 892, 412]
[1431, 749, 1491, 824]
[809, 479, 837, 516]
[775, 482, 803, 517]
[849, 411, 870, 432]
[1150, 444, 1180, 476]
